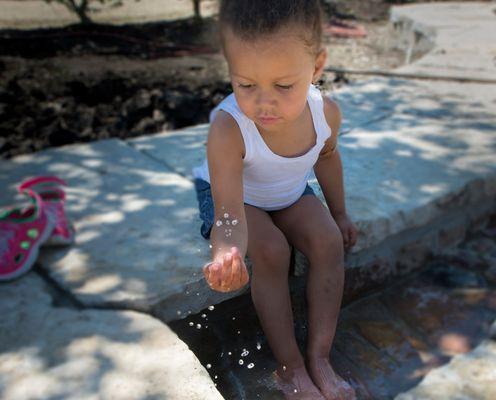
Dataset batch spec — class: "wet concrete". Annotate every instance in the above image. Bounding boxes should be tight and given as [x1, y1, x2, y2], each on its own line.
[169, 216, 496, 399]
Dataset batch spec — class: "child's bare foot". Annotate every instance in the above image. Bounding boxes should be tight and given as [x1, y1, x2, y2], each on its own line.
[307, 357, 356, 400]
[274, 364, 326, 400]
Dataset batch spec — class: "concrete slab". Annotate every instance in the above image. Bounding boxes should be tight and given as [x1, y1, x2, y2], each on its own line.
[395, 340, 496, 400]
[0, 0, 218, 29]
[131, 77, 496, 253]
[0, 273, 223, 400]
[0, 139, 242, 321]
[391, 2, 496, 81]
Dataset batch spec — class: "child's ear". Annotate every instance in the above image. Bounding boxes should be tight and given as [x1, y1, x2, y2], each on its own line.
[312, 48, 328, 83]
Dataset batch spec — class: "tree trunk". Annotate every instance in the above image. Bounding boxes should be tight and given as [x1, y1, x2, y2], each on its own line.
[193, 0, 201, 20]
[63, 0, 93, 24]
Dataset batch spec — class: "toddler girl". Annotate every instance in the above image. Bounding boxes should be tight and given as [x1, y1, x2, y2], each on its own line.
[193, 1, 358, 398]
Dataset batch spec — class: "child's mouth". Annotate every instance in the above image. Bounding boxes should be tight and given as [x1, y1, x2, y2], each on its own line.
[259, 116, 280, 125]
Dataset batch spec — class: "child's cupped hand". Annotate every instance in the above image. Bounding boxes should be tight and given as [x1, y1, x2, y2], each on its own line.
[334, 213, 358, 251]
[203, 247, 249, 292]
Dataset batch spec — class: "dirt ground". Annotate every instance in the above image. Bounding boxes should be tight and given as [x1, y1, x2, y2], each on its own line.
[0, 0, 451, 158]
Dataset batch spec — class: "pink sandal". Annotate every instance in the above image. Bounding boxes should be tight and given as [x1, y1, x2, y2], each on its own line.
[0, 189, 55, 281]
[18, 176, 75, 246]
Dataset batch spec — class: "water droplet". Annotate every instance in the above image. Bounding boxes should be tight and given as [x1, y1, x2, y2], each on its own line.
[294, 389, 298, 393]
[177, 310, 182, 315]
[224, 213, 229, 218]
[228, 352, 232, 355]
[214, 375, 218, 379]
[226, 220, 230, 225]
[237, 330, 240, 334]
[206, 363, 211, 369]
[189, 322, 194, 326]
[232, 317, 236, 320]
[247, 363, 255, 369]
[209, 244, 213, 249]
[216, 220, 223, 227]
[232, 219, 238, 225]
[196, 324, 202, 329]
[208, 305, 215, 311]
[238, 359, 244, 365]
[201, 314, 207, 318]
[188, 310, 192, 314]
[196, 292, 200, 296]
[241, 349, 249, 357]
[282, 365, 287, 371]
[256, 342, 261, 350]
[185, 291, 189, 295]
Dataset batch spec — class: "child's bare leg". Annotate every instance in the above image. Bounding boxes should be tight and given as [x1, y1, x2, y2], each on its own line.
[270, 196, 356, 399]
[245, 204, 303, 368]
[245, 205, 324, 399]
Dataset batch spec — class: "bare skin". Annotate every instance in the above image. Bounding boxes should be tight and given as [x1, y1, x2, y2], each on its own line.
[202, 20, 359, 400]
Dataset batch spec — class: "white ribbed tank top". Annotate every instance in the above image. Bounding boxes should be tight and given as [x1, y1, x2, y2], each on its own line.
[192, 84, 332, 211]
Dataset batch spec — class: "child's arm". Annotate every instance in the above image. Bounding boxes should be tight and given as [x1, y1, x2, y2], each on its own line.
[313, 97, 358, 249]
[203, 111, 249, 292]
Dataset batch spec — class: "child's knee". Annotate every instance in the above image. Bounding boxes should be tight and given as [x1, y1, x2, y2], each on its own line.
[306, 228, 344, 260]
[251, 237, 291, 275]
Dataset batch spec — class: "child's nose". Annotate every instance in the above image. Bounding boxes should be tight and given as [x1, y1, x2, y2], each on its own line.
[255, 89, 276, 107]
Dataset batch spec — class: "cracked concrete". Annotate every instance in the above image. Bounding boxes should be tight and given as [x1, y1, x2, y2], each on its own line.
[1, 2, 496, 399]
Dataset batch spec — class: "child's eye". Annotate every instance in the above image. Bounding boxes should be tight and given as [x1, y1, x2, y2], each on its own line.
[277, 84, 293, 90]
[237, 84, 254, 89]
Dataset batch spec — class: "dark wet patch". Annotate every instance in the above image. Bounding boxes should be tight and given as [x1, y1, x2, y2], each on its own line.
[168, 220, 496, 399]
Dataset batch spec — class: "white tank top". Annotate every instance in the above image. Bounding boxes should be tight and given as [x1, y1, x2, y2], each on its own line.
[192, 84, 333, 211]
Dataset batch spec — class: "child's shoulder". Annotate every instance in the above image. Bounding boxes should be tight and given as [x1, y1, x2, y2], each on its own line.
[317, 95, 343, 158]
[321, 95, 342, 135]
[208, 110, 246, 159]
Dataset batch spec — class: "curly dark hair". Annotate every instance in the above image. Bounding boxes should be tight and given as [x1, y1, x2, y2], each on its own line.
[218, 0, 324, 55]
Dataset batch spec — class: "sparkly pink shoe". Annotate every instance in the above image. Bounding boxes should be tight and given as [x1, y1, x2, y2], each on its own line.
[18, 176, 75, 246]
[0, 190, 55, 281]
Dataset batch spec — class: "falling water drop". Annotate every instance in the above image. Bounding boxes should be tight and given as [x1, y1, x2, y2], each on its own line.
[247, 363, 255, 369]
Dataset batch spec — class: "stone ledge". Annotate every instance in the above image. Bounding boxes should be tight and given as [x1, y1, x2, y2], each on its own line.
[0, 139, 245, 321]
[395, 340, 496, 400]
[0, 273, 223, 400]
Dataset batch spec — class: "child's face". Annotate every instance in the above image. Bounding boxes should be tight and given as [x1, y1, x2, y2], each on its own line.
[222, 26, 326, 133]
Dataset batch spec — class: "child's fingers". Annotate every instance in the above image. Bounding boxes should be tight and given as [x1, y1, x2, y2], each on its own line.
[209, 262, 222, 288]
[241, 263, 249, 286]
[231, 248, 242, 289]
[203, 263, 211, 282]
[220, 253, 233, 291]
[342, 230, 349, 248]
[350, 227, 358, 246]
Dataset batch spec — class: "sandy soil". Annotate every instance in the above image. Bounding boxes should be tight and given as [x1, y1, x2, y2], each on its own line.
[0, 1, 413, 158]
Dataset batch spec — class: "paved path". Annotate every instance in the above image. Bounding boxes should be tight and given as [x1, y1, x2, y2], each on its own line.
[1, 2, 495, 399]
[0, 0, 218, 29]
